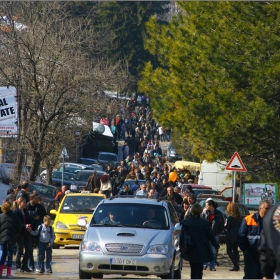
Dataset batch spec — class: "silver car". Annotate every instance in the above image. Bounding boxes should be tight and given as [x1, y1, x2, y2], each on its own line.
[78, 197, 182, 279]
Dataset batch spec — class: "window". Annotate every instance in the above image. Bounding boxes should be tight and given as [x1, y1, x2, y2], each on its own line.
[60, 196, 104, 213]
[91, 203, 169, 229]
[99, 154, 117, 161]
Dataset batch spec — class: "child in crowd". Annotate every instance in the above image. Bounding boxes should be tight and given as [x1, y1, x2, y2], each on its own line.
[30, 215, 55, 273]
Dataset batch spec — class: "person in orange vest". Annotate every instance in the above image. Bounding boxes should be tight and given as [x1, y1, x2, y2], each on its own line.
[237, 199, 272, 279]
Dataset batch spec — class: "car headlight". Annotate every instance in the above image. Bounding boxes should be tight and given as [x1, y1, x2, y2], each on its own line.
[147, 245, 168, 254]
[81, 241, 103, 252]
[56, 221, 68, 229]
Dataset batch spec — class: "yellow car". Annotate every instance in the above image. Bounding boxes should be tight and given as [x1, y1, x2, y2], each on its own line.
[50, 191, 105, 248]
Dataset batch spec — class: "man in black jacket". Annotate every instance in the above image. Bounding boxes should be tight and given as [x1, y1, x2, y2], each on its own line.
[161, 186, 182, 205]
[258, 200, 280, 279]
[26, 193, 47, 271]
[16, 181, 30, 203]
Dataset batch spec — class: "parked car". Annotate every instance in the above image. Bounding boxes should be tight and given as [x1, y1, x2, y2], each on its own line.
[89, 164, 104, 171]
[196, 193, 226, 204]
[77, 159, 104, 171]
[199, 199, 250, 243]
[166, 142, 182, 162]
[95, 152, 119, 167]
[50, 171, 76, 190]
[70, 170, 106, 193]
[78, 196, 182, 279]
[28, 182, 56, 214]
[0, 163, 29, 183]
[40, 163, 95, 181]
[180, 184, 214, 197]
[218, 186, 238, 202]
[50, 191, 106, 249]
[77, 158, 99, 166]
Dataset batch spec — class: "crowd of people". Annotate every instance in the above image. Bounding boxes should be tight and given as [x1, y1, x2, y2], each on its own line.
[0, 182, 55, 277]
[0, 101, 279, 278]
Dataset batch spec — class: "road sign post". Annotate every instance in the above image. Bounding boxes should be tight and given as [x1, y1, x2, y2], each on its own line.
[225, 152, 247, 203]
[60, 148, 69, 187]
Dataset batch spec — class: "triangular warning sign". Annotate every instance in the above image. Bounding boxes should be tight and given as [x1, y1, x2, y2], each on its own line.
[225, 152, 247, 172]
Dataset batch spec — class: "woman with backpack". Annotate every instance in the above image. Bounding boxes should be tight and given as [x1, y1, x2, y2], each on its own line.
[180, 204, 220, 279]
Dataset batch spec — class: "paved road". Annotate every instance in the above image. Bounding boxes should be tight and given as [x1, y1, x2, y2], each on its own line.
[10, 246, 244, 279]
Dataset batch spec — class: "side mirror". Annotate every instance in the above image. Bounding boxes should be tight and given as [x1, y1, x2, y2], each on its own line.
[50, 209, 57, 215]
[77, 219, 88, 228]
[174, 223, 181, 231]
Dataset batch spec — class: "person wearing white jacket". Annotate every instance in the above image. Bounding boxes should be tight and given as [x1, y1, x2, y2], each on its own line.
[99, 174, 112, 198]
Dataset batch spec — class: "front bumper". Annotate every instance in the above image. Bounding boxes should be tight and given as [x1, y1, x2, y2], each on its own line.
[79, 251, 173, 276]
[54, 230, 85, 246]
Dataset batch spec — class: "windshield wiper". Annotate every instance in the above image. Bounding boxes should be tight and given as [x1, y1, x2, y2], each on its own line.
[93, 223, 125, 227]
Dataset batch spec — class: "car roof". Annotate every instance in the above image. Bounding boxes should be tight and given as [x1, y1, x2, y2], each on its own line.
[65, 192, 105, 198]
[52, 171, 75, 175]
[181, 184, 212, 189]
[197, 194, 226, 199]
[77, 170, 105, 174]
[29, 181, 56, 189]
[99, 197, 166, 206]
[59, 162, 90, 168]
[98, 152, 117, 155]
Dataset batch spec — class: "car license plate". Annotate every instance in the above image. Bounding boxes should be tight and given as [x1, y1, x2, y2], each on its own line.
[110, 258, 137, 265]
[72, 234, 84, 240]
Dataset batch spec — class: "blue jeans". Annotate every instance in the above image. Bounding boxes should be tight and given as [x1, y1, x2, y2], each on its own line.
[0, 242, 15, 267]
[204, 234, 219, 269]
[37, 242, 52, 271]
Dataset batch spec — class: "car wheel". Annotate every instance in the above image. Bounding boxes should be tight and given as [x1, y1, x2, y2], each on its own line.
[92, 273, 103, 279]
[79, 266, 92, 279]
[52, 243, 60, 249]
[174, 258, 182, 279]
[161, 259, 175, 279]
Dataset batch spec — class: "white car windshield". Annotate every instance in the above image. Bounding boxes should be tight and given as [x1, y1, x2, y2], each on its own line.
[90, 203, 170, 230]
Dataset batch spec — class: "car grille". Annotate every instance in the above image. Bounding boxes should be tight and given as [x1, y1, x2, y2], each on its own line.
[105, 243, 144, 253]
[98, 264, 148, 271]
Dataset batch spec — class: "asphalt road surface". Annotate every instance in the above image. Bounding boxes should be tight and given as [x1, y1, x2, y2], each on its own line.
[10, 245, 244, 279]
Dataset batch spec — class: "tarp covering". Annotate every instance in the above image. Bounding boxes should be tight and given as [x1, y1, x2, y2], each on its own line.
[174, 160, 201, 171]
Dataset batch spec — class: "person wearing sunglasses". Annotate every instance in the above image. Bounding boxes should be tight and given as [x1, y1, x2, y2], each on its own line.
[237, 199, 271, 279]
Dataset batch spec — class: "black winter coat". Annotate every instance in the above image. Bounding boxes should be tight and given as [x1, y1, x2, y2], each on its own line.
[224, 214, 241, 243]
[258, 202, 280, 278]
[13, 208, 31, 236]
[202, 208, 225, 236]
[180, 216, 220, 263]
[0, 210, 21, 243]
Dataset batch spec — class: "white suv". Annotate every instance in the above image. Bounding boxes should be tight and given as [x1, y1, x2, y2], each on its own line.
[78, 197, 182, 279]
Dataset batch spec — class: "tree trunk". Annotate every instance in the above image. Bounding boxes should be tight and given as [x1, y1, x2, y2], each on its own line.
[272, 150, 280, 179]
[13, 145, 24, 185]
[29, 151, 42, 181]
[45, 162, 54, 186]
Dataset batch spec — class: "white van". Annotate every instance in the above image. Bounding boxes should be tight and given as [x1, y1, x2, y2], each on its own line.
[198, 160, 233, 192]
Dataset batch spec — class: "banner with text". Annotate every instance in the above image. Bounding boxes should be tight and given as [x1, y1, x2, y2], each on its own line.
[0, 86, 17, 138]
